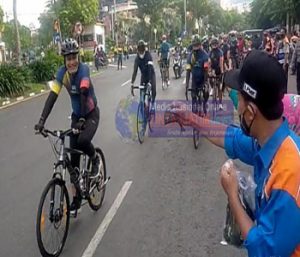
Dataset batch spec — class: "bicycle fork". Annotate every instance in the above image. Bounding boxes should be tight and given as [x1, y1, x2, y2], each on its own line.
[139, 90, 147, 130]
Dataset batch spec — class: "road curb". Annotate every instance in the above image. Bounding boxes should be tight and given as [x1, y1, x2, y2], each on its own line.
[0, 89, 50, 110]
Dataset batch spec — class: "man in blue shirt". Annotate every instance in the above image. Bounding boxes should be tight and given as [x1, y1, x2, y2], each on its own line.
[166, 50, 300, 256]
[158, 34, 171, 86]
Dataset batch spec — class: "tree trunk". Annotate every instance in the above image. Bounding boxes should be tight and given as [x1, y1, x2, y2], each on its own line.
[13, 0, 21, 66]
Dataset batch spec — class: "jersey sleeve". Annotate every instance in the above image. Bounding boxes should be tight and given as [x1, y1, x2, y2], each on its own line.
[186, 53, 192, 70]
[79, 64, 91, 89]
[224, 125, 256, 165]
[51, 66, 65, 95]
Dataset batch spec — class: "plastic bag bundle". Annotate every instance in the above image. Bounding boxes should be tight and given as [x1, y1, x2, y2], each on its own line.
[220, 160, 257, 248]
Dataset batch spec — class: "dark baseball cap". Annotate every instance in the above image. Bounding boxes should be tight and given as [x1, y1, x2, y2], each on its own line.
[224, 50, 286, 119]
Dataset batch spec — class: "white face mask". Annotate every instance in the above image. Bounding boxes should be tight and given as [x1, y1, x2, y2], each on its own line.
[139, 53, 145, 59]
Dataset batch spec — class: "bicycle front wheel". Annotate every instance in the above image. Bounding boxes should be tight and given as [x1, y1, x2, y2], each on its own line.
[88, 148, 107, 211]
[137, 102, 146, 144]
[36, 178, 70, 257]
[212, 83, 218, 120]
[193, 128, 200, 149]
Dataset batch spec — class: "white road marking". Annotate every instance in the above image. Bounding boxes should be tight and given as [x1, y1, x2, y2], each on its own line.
[81, 181, 133, 257]
[108, 64, 127, 68]
[121, 79, 131, 87]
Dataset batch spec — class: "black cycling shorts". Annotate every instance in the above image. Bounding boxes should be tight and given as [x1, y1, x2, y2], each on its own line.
[161, 58, 169, 68]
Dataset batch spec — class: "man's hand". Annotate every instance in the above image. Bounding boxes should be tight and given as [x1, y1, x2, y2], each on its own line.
[220, 159, 239, 199]
[74, 118, 86, 130]
[34, 117, 45, 132]
[165, 102, 194, 127]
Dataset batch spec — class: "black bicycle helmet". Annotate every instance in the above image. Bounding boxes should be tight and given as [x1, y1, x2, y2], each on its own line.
[192, 34, 201, 46]
[137, 40, 146, 53]
[61, 38, 79, 56]
[211, 37, 219, 46]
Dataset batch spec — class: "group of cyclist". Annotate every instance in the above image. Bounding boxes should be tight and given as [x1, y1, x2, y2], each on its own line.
[33, 29, 300, 219]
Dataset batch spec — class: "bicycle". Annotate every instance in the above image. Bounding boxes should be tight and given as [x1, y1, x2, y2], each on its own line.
[35, 128, 110, 257]
[159, 59, 169, 90]
[186, 83, 208, 149]
[131, 82, 153, 144]
[208, 72, 223, 120]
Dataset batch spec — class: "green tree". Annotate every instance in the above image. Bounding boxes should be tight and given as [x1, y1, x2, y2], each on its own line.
[13, 0, 21, 65]
[249, 0, 300, 30]
[0, 5, 4, 34]
[58, 0, 99, 36]
[2, 21, 31, 53]
[38, 12, 56, 48]
[187, 0, 211, 35]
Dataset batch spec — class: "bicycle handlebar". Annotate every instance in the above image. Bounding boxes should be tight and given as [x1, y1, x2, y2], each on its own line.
[131, 83, 151, 97]
[35, 128, 76, 139]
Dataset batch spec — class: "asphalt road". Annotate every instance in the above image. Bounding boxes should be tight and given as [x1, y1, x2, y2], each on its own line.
[0, 55, 297, 257]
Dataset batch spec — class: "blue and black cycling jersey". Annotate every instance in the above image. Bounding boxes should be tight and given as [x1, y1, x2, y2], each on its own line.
[159, 42, 171, 60]
[51, 63, 97, 118]
[187, 49, 209, 84]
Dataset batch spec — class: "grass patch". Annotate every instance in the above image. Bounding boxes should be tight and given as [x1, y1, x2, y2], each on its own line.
[24, 83, 47, 96]
[0, 83, 47, 107]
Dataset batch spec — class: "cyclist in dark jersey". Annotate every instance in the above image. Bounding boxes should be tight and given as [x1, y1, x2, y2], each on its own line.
[221, 34, 231, 71]
[34, 38, 100, 216]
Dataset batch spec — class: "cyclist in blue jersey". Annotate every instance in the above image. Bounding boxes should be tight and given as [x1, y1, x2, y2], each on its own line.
[186, 34, 209, 114]
[158, 34, 171, 86]
[34, 38, 100, 215]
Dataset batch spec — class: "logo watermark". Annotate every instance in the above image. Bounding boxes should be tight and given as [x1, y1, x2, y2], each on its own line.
[115, 97, 236, 142]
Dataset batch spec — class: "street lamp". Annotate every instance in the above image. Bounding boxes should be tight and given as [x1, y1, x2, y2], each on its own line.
[154, 28, 157, 51]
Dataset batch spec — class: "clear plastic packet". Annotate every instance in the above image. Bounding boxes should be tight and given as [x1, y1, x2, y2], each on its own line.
[220, 159, 257, 248]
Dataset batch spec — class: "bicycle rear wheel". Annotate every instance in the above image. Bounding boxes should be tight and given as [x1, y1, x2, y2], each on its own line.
[137, 102, 146, 144]
[193, 128, 200, 149]
[212, 82, 218, 120]
[36, 178, 70, 257]
[88, 148, 107, 211]
[161, 67, 167, 90]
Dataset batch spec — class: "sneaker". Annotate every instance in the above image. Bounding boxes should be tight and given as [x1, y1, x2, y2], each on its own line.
[167, 80, 170, 86]
[70, 196, 82, 217]
[209, 88, 213, 96]
[150, 102, 156, 114]
[219, 103, 224, 110]
[91, 154, 100, 177]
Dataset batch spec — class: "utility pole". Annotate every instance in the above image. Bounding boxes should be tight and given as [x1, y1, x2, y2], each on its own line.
[184, 0, 187, 35]
[113, 0, 118, 46]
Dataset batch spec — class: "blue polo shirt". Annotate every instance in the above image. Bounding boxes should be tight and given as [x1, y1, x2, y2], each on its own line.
[224, 119, 300, 257]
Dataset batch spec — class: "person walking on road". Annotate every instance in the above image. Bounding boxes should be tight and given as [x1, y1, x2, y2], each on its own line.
[291, 38, 300, 94]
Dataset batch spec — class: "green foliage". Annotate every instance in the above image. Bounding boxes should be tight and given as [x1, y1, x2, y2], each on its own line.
[38, 12, 56, 48]
[29, 60, 56, 83]
[249, 0, 300, 29]
[0, 65, 27, 97]
[29, 49, 63, 83]
[105, 36, 115, 53]
[58, 0, 99, 36]
[44, 48, 64, 68]
[82, 50, 94, 63]
[2, 21, 31, 52]
[16, 66, 33, 83]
